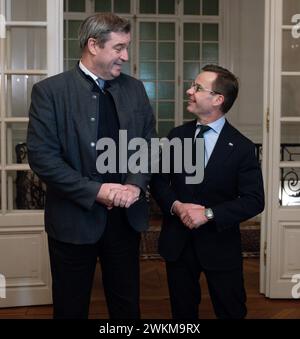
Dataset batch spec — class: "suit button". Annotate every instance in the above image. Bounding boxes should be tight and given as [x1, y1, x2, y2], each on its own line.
[90, 117, 96, 122]
[90, 142, 96, 147]
[92, 95, 97, 99]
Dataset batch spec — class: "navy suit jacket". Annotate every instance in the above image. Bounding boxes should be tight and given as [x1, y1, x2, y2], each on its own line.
[150, 119, 264, 270]
[27, 65, 157, 244]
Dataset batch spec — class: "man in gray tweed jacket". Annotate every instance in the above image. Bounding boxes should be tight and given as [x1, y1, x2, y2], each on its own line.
[27, 13, 156, 319]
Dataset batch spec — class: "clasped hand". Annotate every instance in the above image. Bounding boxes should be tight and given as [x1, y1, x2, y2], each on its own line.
[173, 201, 208, 229]
[97, 183, 140, 209]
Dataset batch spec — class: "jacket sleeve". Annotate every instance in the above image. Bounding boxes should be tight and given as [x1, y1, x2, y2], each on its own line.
[27, 82, 101, 211]
[150, 129, 178, 215]
[212, 143, 265, 232]
[125, 80, 157, 193]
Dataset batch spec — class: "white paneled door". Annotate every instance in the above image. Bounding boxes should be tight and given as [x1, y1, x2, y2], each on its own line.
[261, 0, 300, 298]
[0, 0, 62, 307]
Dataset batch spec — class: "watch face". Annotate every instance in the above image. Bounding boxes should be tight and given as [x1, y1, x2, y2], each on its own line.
[205, 209, 213, 219]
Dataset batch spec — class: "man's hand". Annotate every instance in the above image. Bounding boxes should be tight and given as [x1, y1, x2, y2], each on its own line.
[96, 183, 128, 208]
[173, 201, 208, 229]
[110, 184, 141, 208]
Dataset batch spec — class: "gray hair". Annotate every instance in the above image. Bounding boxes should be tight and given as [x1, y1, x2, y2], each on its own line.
[78, 13, 131, 50]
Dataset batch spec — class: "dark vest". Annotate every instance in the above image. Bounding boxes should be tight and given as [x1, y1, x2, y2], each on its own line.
[98, 83, 121, 184]
[79, 69, 121, 184]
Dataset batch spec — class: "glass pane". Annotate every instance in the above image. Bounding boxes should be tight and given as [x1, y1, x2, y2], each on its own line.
[281, 122, 300, 146]
[158, 0, 175, 14]
[282, 30, 300, 72]
[184, 0, 200, 15]
[203, 24, 219, 41]
[69, 0, 85, 12]
[140, 0, 156, 14]
[140, 22, 156, 40]
[202, 43, 219, 63]
[95, 0, 111, 12]
[158, 82, 175, 99]
[143, 82, 156, 100]
[68, 20, 82, 39]
[280, 167, 300, 206]
[184, 23, 200, 41]
[158, 62, 175, 80]
[67, 59, 78, 70]
[121, 62, 131, 75]
[140, 62, 156, 80]
[6, 75, 45, 117]
[184, 43, 200, 60]
[159, 23, 175, 40]
[158, 121, 175, 138]
[184, 62, 200, 80]
[7, 171, 46, 210]
[7, 28, 47, 69]
[183, 81, 191, 96]
[282, 76, 300, 117]
[203, 0, 219, 15]
[183, 102, 195, 120]
[6, 123, 28, 164]
[68, 40, 81, 59]
[64, 20, 67, 39]
[158, 43, 175, 60]
[158, 102, 174, 119]
[283, 0, 300, 25]
[114, 0, 130, 13]
[140, 42, 156, 60]
[8, 0, 46, 21]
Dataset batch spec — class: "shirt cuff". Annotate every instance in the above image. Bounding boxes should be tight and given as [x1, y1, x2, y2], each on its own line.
[170, 200, 178, 215]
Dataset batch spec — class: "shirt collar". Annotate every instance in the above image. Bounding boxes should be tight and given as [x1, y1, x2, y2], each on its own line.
[79, 61, 99, 82]
[196, 115, 226, 134]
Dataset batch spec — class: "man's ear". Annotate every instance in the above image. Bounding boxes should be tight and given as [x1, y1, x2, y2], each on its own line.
[87, 38, 98, 56]
[213, 94, 224, 108]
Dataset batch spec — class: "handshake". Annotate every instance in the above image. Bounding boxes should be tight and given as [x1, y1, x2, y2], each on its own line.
[96, 183, 141, 209]
[172, 201, 208, 230]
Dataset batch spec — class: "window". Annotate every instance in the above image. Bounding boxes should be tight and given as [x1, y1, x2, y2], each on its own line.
[64, 0, 222, 136]
[0, 0, 62, 212]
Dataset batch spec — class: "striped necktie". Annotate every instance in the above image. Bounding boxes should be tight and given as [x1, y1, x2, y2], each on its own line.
[193, 124, 211, 168]
[96, 78, 105, 92]
[195, 124, 211, 139]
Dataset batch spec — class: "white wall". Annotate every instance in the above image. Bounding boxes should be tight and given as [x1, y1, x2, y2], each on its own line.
[226, 0, 265, 143]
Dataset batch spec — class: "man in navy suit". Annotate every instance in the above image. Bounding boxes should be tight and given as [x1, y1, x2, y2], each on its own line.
[27, 13, 156, 319]
[151, 65, 264, 319]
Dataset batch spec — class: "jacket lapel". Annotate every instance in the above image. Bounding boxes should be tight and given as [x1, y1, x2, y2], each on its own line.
[182, 120, 198, 196]
[191, 120, 237, 193]
[106, 80, 130, 130]
[203, 120, 237, 178]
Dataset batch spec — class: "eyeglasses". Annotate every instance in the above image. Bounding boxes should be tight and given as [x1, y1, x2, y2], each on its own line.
[190, 81, 221, 95]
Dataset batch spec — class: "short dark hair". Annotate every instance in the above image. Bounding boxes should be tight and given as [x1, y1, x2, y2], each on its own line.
[78, 13, 131, 50]
[202, 64, 239, 113]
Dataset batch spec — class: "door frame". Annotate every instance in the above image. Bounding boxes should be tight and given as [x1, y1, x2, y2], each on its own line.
[261, 0, 300, 298]
[0, 0, 63, 308]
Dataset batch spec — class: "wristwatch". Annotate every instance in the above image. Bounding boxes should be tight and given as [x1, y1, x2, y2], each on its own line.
[205, 208, 214, 220]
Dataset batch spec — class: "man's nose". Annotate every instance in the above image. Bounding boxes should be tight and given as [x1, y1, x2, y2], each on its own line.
[186, 87, 194, 96]
[120, 48, 129, 61]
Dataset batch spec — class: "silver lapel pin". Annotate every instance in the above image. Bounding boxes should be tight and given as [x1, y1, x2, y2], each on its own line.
[228, 142, 234, 147]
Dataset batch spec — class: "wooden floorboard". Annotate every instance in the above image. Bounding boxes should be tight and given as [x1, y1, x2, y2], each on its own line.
[0, 258, 299, 319]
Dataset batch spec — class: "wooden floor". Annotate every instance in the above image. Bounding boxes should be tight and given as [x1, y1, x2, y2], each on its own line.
[0, 258, 299, 319]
